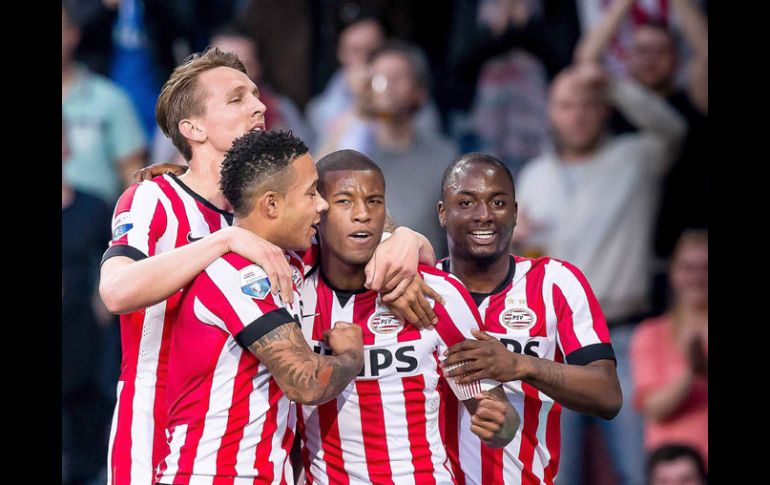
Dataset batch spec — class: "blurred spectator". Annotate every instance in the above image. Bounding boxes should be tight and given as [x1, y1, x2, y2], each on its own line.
[108, 0, 164, 139]
[630, 230, 708, 464]
[647, 444, 708, 485]
[63, 2, 147, 204]
[62, 124, 114, 485]
[448, 0, 582, 173]
[239, 0, 313, 108]
[150, 23, 313, 163]
[307, 16, 442, 153]
[575, 0, 708, 310]
[574, 0, 705, 84]
[318, 41, 456, 257]
[514, 62, 686, 485]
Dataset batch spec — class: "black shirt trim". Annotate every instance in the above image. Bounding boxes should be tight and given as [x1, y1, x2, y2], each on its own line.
[235, 308, 298, 349]
[167, 173, 234, 225]
[100, 245, 148, 267]
[468, 256, 517, 307]
[565, 343, 617, 366]
[320, 267, 369, 307]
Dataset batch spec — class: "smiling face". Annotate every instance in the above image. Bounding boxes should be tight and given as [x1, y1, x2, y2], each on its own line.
[318, 169, 386, 268]
[276, 154, 329, 250]
[439, 161, 517, 263]
[191, 66, 266, 157]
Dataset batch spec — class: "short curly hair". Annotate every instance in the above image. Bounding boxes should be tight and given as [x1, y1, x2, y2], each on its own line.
[220, 130, 309, 217]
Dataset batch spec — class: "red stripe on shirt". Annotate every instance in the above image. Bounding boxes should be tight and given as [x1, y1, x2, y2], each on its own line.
[483, 292, 509, 333]
[403, 374, 436, 484]
[318, 398, 350, 484]
[432, 304, 469, 348]
[553, 285, 581, 356]
[439, 378, 464, 485]
[145, 200, 167, 256]
[110, 378, 136, 485]
[353, 291, 377, 346]
[155, 176, 192, 248]
[481, 444, 504, 485]
[151, 293, 179, 472]
[252, 378, 282, 482]
[524, 260, 547, 338]
[559, 261, 610, 343]
[356, 380, 394, 482]
[518, 383, 543, 485]
[215, 350, 256, 476]
[173, 369, 218, 485]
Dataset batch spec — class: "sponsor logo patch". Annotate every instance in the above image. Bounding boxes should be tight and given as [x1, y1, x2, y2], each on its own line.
[112, 212, 133, 240]
[240, 265, 271, 300]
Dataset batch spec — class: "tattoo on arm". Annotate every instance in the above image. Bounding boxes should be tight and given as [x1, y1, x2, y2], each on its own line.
[531, 358, 565, 388]
[248, 323, 361, 406]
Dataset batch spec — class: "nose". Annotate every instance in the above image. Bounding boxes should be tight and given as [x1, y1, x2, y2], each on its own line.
[316, 193, 329, 213]
[351, 201, 372, 223]
[250, 92, 266, 118]
[473, 202, 492, 222]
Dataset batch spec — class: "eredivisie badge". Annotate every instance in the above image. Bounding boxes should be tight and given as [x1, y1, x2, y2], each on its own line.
[240, 265, 271, 300]
[112, 212, 133, 240]
[367, 311, 404, 335]
[499, 306, 537, 331]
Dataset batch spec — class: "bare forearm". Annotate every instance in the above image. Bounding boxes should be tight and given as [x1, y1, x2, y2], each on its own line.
[574, 0, 635, 63]
[250, 324, 363, 406]
[642, 370, 695, 422]
[484, 387, 520, 448]
[100, 231, 229, 313]
[521, 357, 622, 419]
[671, 0, 708, 60]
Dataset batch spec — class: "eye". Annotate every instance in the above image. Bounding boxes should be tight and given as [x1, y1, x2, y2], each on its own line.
[229, 96, 242, 104]
[335, 199, 350, 205]
[492, 200, 506, 208]
[459, 200, 472, 208]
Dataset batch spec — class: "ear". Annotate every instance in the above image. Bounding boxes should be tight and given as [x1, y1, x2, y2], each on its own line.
[261, 191, 283, 219]
[511, 201, 518, 229]
[179, 119, 206, 143]
[437, 200, 446, 228]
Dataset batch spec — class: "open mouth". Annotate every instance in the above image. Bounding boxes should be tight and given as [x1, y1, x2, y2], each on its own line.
[249, 123, 265, 132]
[348, 230, 373, 242]
[469, 230, 497, 243]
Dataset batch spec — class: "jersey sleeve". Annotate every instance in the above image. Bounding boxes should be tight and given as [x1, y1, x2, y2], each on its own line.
[551, 260, 616, 366]
[420, 267, 500, 397]
[194, 258, 298, 350]
[101, 181, 168, 264]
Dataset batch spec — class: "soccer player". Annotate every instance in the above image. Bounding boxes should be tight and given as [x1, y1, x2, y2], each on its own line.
[100, 47, 430, 484]
[156, 130, 363, 483]
[437, 153, 622, 484]
[296, 149, 520, 484]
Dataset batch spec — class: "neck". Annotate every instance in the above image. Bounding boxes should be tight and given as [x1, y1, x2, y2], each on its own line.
[321, 249, 368, 291]
[449, 252, 510, 294]
[235, 217, 276, 249]
[375, 117, 415, 150]
[559, 146, 597, 163]
[179, 152, 232, 211]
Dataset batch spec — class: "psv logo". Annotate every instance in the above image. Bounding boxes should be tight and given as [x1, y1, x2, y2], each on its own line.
[367, 311, 404, 335]
[499, 307, 537, 331]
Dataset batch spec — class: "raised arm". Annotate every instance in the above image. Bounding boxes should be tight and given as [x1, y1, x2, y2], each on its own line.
[100, 225, 294, 313]
[247, 321, 364, 406]
[671, 0, 708, 114]
[574, 0, 635, 64]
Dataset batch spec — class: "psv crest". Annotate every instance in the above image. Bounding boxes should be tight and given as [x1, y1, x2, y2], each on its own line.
[499, 307, 537, 331]
[367, 311, 404, 335]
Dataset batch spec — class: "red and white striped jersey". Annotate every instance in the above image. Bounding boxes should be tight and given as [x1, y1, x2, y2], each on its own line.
[438, 255, 615, 485]
[156, 251, 306, 484]
[297, 264, 495, 485]
[103, 174, 233, 485]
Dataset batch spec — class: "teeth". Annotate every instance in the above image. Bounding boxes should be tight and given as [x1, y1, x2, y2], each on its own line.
[471, 231, 495, 240]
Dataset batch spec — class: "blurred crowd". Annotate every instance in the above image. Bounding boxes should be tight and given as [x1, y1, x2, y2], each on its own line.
[62, 0, 708, 484]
